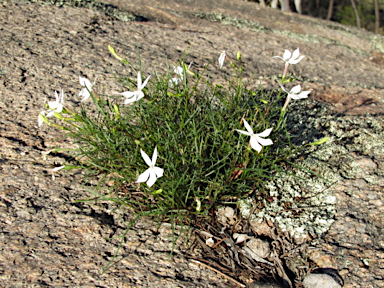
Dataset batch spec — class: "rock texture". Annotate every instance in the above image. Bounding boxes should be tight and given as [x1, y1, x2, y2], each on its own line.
[0, 0, 383, 287]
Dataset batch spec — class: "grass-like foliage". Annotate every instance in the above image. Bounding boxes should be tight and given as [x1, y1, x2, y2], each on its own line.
[39, 47, 327, 267]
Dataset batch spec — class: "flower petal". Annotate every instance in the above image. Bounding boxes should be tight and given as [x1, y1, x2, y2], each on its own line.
[173, 66, 183, 76]
[283, 49, 291, 61]
[152, 146, 158, 165]
[46, 110, 55, 117]
[278, 82, 290, 94]
[256, 136, 273, 146]
[153, 166, 164, 178]
[140, 75, 151, 90]
[79, 88, 91, 102]
[38, 111, 46, 127]
[52, 165, 65, 172]
[55, 90, 60, 102]
[250, 137, 262, 153]
[219, 51, 226, 69]
[257, 128, 273, 137]
[137, 71, 142, 89]
[60, 89, 65, 104]
[242, 119, 254, 135]
[79, 76, 92, 88]
[235, 129, 251, 136]
[140, 149, 152, 167]
[55, 103, 63, 113]
[290, 84, 302, 94]
[146, 171, 157, 187]
[136, 169, 150, 183]
[48, 101, 59, 110]
[120, 91, 136, 98]
[291, 48, 300, 60]
[289, 55, 305, 64]
[290, 91, 310, 99]
[169, 77, 182, 87]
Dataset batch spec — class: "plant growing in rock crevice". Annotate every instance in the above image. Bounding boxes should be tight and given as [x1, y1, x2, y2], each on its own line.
[39, 45, 331, 266]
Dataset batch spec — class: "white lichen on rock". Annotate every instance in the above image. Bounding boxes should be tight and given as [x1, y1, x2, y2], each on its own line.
[239, 99, 384, 239]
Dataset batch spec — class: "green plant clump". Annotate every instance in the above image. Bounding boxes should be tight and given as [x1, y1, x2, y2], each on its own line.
[39, 46, 329, 259]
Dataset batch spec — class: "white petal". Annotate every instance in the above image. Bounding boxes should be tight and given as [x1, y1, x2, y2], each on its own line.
[146, 171, 157, 187]
[60, 89, 65, 104]
[151, 146, 158, 165]
[242, 119, 254, 135]
[137, 71, 142, 89]
[257, 128, 273, 137]
[283, 49, 291, 61]
[173, 66, 183, 76]
[52, 165, 65, 172]
[46, 110, 54, 117]
[55, 90, 60, 102]
[48, 101, 59, 110]
[169, 77, 182, 86]
[290, 84, 302, 94]
[79, 76, 92, 88]
[218, 51, 226, 69]
[290, 91, 310, 99]
[256, 136, 273, 146]
[120, 91, 137, 98]
[124, 93, 144, 104]
[289, 55, 305, 64]
[136, 169, 150, 183]
[55, 103, 63, 113]
[153, 166, 164, 178]
[79, 88, 91, 102]
[235, 129, 251, 136]
[140, 149, 152, 167]
[38, 112, 45, 127]
[92, 76, 99, 86]
[139, 75, 151, 90]
[250, 137, 262, 153]
[278, 82, 290, 93]
[291, 48, 300, 60]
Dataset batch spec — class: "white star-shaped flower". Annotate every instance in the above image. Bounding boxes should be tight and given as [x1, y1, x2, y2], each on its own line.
[120, 71, 151, 104]
[169, 63, 193, 87]
[78, 76, 98, 102]
[236, 119, 273, 153]
[218, 51, 226, 69]
[273, 48, 305, 65]
[47, 89, 65, 117]
[136, 146, 164, 187]
[279, 83, 311, 100]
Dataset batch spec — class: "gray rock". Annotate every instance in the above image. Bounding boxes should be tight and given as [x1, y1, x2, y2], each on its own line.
[303, 268, 344, 288]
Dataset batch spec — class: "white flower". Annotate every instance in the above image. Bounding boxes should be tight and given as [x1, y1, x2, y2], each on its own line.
[273, 48, 305, 65]
[279, 83, 311, 100]
[47, 89, 65, 117]
[120, 71, 151, 104]
[136, 146, 164, 187]
[218, 51, 226, 69]
[169, 66, 183, 87]
[169, 63, 193, 87]
[78, 76, 98, 102]
[236, 119, 273, 153]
